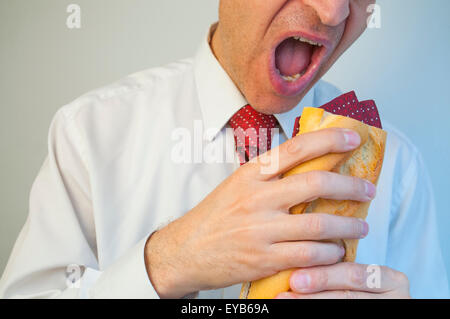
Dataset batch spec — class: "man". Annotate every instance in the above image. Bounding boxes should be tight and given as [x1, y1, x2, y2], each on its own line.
[0, 0, 448, 298]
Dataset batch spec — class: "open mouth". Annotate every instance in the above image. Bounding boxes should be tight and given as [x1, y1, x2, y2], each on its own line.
[269, 32, 330, 96]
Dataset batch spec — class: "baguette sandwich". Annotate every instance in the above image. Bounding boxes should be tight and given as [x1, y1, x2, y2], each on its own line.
[240, 106, 387, 299]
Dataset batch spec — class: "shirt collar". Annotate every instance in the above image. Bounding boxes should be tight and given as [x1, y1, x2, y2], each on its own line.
[194, 23, 315, 141]
[194, 23, 247, 141]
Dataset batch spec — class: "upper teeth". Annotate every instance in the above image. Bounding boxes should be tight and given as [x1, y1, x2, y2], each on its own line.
[292, 36, 321, 47]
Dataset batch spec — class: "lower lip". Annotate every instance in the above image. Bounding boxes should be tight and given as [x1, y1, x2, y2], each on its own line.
[268, 44, 328, 97]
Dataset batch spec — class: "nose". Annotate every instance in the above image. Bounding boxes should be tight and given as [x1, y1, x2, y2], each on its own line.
[303, 0, 350, 27]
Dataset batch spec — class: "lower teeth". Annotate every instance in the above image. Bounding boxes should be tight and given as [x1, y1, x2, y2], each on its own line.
[280, 70, 306, 82]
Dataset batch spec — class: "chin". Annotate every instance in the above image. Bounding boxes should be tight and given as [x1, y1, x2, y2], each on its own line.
[245, 87, 307, 115]
[245, 64, 323, 115]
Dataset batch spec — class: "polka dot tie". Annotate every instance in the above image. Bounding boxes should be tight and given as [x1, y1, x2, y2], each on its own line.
[292, 91, 382, 137]
[229, 105, 279, 165]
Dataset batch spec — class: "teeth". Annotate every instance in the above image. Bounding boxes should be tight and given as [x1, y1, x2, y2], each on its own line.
[281, 74, 299, 82]
[280, 71, 305, 82]
[292, 36, 321, 47]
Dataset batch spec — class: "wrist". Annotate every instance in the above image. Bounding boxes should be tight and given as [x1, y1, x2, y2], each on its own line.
[144, 229, 196, 298]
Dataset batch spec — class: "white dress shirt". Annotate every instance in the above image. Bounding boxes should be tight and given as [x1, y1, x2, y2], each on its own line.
[1, 25, 448, 299]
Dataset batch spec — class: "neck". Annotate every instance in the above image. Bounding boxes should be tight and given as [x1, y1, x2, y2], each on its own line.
[210, 24, 247, 103]
[210, 24, 226, 74]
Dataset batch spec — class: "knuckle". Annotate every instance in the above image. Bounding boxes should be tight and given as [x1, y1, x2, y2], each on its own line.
[270, 246, 292, 272]
[350, 218, 364, 237]
[356, 178, 368, 199]
[231, 197, 252, 216]
[286, 135, 300, 154]
[348, 264, 366, 287]
[297, 244, 317, 264]
[241, 245, 270, 269]
[305, 214, 327, 237]
[236, 186, 266, 213]
[351, 177, 362, 195]
[309, 269, 328, 290]
[234, 162, 260, 181]
[330, 128, 346, 147]
[246, 190, 264, 209]
[233, 221, 257, 243]
[305, 171, 326, 194]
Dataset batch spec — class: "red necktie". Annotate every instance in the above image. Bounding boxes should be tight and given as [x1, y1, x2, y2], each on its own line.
[292, 91, 382, 137]
[229, 105, 279, 165]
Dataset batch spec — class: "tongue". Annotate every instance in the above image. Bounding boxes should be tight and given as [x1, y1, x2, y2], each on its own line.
[275, 38, 313, 76]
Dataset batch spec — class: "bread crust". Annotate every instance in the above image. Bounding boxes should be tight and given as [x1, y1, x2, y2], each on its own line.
[240, 107, 387, 299]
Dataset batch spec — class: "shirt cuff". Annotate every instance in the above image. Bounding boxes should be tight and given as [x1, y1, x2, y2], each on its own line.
[87, 236, 160, 299]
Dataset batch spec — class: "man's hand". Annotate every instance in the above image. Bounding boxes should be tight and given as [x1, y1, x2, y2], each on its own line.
[144, 128, 376, 298]
[276, 263, 411, 299]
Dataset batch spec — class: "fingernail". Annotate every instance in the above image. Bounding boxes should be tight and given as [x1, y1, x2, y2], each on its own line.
[364, 181, 376, 199]
[343, 129, 361, 148]
[359, 219, 369, 238]
[292, 273, 311, 291]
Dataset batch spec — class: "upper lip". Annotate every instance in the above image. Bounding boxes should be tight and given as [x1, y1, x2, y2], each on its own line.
[272, 29, 333, 53]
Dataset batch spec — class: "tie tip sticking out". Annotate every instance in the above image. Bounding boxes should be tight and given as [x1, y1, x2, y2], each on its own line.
[292, 91, 382, 138]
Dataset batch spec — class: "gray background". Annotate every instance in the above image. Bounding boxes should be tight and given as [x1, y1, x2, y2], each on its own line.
[1, 0, 449, 288]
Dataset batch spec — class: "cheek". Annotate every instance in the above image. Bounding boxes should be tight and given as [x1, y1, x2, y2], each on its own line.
[350, 0, 375, 31]
[339, 1, 371, 50]
[219, 0, 290, 46]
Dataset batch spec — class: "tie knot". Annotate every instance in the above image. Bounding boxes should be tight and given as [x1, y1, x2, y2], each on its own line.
[229, 104, 278, 132]
[229, 105, 279, 165]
